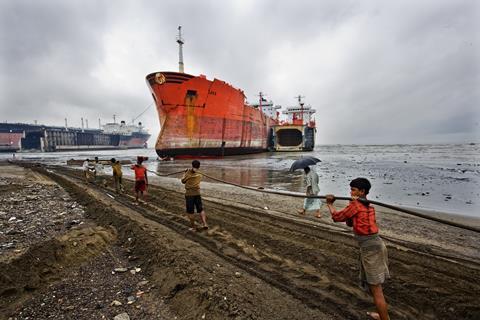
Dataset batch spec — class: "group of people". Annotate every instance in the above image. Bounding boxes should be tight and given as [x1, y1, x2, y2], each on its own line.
[82, 156, 388, 319]
[82, 156, 148, 203]
[81, 157, 208, 230]
[82, 157, 107, 186]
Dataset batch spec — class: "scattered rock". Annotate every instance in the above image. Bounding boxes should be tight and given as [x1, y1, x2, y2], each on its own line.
[137, 280, 149, 287]
[111, 300, 123, 306]
[114, 313, 130, 320]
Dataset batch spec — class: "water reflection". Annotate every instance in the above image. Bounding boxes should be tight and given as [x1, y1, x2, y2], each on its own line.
[153, 156, 307, 193]
[2, 144, 478, 217]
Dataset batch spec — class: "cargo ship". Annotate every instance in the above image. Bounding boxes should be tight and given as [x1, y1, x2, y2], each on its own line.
[271, 96, 316, 151]
[0, 120, 150, 152]
[146, 26, 280, 158]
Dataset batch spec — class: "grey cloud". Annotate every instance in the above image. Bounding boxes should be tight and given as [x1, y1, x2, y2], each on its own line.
[0, 0, 478, 144]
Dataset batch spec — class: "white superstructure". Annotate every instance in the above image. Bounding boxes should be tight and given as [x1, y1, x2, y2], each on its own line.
[282, 96, 315, 125]
[102, 121, 148, 136]
[251, 92, 281, 120]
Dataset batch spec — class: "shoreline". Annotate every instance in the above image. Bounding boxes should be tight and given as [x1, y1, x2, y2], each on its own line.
[2, 141, 479, 218]
[1, 162, 480, 319]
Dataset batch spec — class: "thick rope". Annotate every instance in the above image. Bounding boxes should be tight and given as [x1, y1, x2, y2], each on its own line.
[146, 168, 480, 234]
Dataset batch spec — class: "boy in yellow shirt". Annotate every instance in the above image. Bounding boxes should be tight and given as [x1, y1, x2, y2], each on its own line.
[181, 160, 208, 231]
[110, 158, 124, 193]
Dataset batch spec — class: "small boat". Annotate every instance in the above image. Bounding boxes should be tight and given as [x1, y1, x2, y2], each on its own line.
[66, 159, 133, 166]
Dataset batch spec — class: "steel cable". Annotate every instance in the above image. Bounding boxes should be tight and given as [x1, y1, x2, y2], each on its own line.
[146, 168, 480, 234]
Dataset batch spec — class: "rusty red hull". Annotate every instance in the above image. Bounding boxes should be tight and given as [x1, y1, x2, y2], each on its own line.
[146, 72, 276, 157]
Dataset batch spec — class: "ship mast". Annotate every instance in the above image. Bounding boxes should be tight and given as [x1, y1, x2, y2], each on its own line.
[258, 92, 265, 108]
[295, 95, 305, 124]
[177, 26, 185, 73]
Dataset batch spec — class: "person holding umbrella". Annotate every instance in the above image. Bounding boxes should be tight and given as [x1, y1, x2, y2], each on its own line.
[298, 166, 323, 218]
[290, 156, 323, 218]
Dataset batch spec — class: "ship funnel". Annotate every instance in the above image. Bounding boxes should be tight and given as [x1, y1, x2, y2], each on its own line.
[177, 26, 185, 73]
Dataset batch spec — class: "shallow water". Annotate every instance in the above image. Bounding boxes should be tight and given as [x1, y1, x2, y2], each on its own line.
[2, 143, 479, 217]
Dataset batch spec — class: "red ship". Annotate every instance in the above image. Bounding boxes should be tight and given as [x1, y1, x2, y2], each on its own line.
[146, 27, 278, 157]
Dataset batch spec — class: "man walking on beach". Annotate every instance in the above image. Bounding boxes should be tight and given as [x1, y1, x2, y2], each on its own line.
[181, 160, 208, 231]
[298, 166, 322, 218]
[82, 158, 92, 182]
[111, 158, 124, 193]
[325, 178, 390, 320]
[93, 157, 107, 187]
[131, 156, 148, 204]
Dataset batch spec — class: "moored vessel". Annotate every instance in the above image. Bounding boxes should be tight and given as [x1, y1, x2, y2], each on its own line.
[146, 26, 279, 158]
[0, 120, 150, 152]
[271, 96, 316, 151]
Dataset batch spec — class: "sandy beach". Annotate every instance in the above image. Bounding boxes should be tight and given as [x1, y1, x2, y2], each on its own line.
[1, 161, 479, 319]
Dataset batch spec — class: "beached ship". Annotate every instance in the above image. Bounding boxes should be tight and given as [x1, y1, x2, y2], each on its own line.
[0, 120, 150, 152]
[271, 96, 316, 151]
[146, 27, 279, 157]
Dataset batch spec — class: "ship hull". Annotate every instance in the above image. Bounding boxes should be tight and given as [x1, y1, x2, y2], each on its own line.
[0, 130, 23, 152]
[0, 123, 149, 152]
[146, 71, 275, 157]
[157, 146, 267, 157]
[272, 125, 316, 152]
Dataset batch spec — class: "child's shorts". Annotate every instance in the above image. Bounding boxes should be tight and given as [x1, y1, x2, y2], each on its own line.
[185, 195, 203, 214]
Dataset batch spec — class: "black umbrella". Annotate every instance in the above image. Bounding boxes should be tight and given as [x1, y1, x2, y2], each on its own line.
[289, 156, 321, 172]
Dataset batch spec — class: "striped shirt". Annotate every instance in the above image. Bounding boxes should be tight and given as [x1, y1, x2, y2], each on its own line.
[331, 200, 379, 236]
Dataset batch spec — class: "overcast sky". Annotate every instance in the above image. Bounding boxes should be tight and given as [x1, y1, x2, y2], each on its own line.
[1, 0, 478, 145]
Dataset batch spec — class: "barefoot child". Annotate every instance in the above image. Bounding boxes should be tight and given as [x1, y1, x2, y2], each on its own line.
[181, 160, 208, 231]
[111, 158, 124, 193]
[131, 157, 148, 203]
[325, 178, 390, 320]
[82, 158, 92, 182]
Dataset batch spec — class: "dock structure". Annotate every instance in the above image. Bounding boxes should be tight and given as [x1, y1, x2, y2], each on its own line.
[22, 127, 120, 151]
[0, 121, 149, 152]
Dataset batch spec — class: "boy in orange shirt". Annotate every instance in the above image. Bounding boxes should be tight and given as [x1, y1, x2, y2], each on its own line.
[131, 156, 148, 204]
[326, 178, 390, 320]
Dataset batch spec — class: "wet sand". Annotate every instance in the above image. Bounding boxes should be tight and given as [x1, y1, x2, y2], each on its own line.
[1, 161, 479, 319]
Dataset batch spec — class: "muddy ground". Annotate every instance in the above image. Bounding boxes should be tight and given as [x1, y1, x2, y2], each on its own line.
[1, 162, 479, 319]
